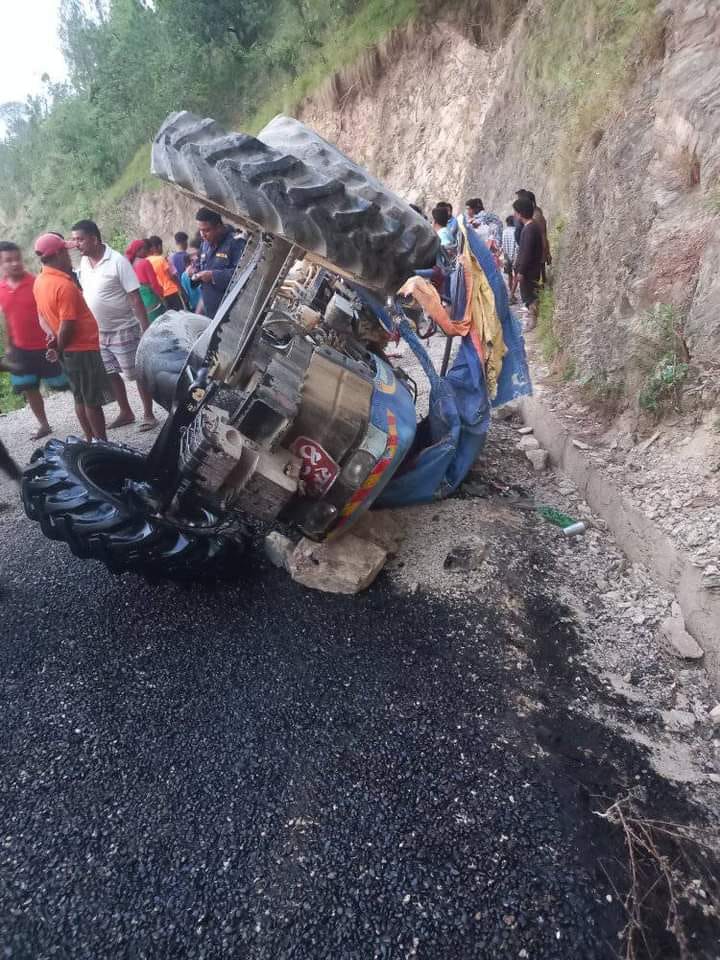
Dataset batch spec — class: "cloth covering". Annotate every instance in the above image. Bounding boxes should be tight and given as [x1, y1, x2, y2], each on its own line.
[399, 220, 507, 399]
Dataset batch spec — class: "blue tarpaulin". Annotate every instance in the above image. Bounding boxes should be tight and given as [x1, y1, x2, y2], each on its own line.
[377, 224, 532, 507]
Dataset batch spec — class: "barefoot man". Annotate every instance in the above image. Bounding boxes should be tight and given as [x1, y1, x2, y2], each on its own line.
[0, 241, 67, 439]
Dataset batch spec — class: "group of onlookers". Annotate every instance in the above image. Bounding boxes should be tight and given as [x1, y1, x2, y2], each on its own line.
[428, 190, 551, 330]
[0, 207, 246, 450]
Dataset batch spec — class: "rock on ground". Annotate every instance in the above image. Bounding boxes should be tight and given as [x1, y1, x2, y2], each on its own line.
[264, 531, 294, 570]
[518, 436, 540, 451]
[350, 509, 406, 555]
[526, 448, 549, 472]
[658, 610, 704, 661]
[288, 533, 387, 594]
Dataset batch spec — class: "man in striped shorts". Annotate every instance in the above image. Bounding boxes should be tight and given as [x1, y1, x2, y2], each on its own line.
[72, 219, 157, 432]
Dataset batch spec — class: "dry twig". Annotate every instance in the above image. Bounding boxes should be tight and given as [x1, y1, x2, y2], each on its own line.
[595, 792, 720, 960]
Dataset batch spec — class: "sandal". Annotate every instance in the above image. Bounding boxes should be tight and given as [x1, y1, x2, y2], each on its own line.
[137, 418, 158, 432]
[30, 426, 52, 440]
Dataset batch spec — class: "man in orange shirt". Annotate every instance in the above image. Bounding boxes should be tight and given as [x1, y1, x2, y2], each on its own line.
[145, 236, 185, 311]
[33, 234, 111, 441]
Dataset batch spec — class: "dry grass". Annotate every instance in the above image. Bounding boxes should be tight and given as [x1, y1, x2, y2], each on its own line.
[309, 0, 526, 113]
[522, 0, 664, 188]
[596, 792, 720, 960]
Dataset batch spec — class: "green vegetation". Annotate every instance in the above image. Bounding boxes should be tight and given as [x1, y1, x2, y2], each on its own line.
[523, 0, 660, 181]
[578, 370, 624, 409]
[0, 0, 422, 248]
[560, 357, 576, 382]
[536, 287, 560, 362]
[0, 329, 24, 413]
[246, 0, 421, 131]
[637, 304, 690, 414]
[0, 374, 24, 414]
[707, 182, 720, 215]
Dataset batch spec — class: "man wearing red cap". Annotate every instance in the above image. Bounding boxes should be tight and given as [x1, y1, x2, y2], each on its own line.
[32, 234, 111, 442]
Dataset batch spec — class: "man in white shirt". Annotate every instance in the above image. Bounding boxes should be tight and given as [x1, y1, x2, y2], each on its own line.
[71, 219, 156, 431]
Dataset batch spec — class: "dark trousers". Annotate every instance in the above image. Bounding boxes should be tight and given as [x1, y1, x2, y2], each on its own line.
[0, 439, 21, 483]
[165, 292, 185, 311]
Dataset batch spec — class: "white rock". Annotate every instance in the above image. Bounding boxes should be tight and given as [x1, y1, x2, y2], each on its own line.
[263, 531, 294, 570]
[702, 564, 720, 590]
[709, 704, 720, 725]
[288, 534, 387, 594]
[350, 509, 405, 555]
[660, 709, 696, 732]
[518, 426, 534, 435]
[526, 449, 549, 472]
[518, 436, 540, 451]
[494, 402, 519, 421]
[658, 615, 704, 660]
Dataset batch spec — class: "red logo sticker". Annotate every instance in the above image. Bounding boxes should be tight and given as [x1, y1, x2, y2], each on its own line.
[290, 437, 339, 498]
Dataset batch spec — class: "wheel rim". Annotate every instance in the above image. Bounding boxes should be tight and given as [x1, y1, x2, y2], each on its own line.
[74, 445, 226, 535]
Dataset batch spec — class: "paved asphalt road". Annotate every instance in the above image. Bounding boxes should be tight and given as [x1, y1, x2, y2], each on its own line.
[0, 497, 703, 959]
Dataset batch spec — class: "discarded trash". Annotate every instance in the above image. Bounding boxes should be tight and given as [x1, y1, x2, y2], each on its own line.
[536, 506, 576, 528]
[537, 505, 585, 536]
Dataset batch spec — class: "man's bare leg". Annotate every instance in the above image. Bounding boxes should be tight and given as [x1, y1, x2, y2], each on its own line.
[525, 301, 539, 331]
[24, 389, 52, 439]
[107, 372, 135, 429]
[0, 438, 21, 510]
[136, 380, 157, 430]
[85, 405, 107, 442]
[74, 403, 93, 442]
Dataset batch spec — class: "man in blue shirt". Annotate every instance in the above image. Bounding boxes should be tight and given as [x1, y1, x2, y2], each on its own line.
[190, 207, 246, 318]
[438, 201, 459, 241]
[432, 205, 457, 253]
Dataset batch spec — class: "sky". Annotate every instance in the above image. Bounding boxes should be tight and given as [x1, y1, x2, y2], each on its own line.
[0, 0, 67, 105]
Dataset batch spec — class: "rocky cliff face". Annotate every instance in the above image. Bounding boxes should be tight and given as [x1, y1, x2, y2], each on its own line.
[298, 0, 720, 408]
[471, 0, 720, 397]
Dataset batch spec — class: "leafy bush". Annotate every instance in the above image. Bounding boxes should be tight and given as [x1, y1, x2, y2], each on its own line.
[536, 287, 560, 361]
[638, 356, 689, 412]
[0, 327, 25, 413]
[637, 304, 690, 414]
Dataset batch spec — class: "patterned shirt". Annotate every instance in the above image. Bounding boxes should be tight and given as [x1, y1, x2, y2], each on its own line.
[471, 211, 504, 242]
[502, 226, 518, 263]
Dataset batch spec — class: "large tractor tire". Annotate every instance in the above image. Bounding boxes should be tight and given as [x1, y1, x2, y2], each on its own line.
[152, 111, 439, 294]
[136, 309, 212, 411]
[22, 439, 245, 582]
